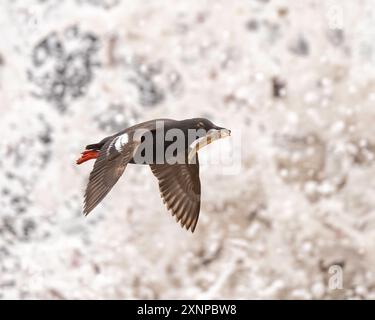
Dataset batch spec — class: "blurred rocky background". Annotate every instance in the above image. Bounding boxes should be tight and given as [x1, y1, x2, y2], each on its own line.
[1, 0, 375, 299]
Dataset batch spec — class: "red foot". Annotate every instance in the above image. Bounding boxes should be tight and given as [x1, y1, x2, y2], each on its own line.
[76, 150, 99, 165]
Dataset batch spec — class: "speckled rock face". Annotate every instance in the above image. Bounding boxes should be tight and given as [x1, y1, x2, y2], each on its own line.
[1, 0, 375, 299]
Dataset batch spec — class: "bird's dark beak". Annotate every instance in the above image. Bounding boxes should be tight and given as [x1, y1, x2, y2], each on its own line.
[211, 126, 231, 138]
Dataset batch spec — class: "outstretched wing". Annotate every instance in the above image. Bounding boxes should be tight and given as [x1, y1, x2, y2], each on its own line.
[150, 155, 201, 232]
[83, 133, 139, 215]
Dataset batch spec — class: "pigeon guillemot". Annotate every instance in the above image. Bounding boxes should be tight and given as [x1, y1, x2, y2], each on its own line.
[76, 118, 231, 232]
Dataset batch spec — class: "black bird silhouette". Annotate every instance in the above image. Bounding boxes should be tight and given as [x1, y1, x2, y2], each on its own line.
[76, 118, 231, 232]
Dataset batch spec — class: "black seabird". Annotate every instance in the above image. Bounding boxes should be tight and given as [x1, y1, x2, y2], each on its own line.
[76, 118, 231, 232]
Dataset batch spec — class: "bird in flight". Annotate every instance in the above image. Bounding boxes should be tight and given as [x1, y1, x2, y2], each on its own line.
[76, 118, 231, 232]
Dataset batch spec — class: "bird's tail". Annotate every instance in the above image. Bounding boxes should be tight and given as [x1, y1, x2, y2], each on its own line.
[76, 141, 106, 165]
[76, 150, 99, 165]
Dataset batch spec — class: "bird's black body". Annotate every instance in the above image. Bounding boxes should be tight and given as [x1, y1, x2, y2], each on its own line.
[87, 118, 225, 164]
[77, 118, 230, 232]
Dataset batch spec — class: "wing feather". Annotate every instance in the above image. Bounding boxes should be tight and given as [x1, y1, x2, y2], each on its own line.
[83, 138, 139, 215]
[150, 155, 201, 232]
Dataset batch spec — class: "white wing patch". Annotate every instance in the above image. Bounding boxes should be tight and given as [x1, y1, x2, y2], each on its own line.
[114, 133, 129, 152]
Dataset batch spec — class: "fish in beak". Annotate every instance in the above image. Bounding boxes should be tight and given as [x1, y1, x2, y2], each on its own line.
[188, 127, 231, 163]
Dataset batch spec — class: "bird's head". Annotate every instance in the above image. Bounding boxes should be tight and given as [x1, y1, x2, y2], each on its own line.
[184, 118, 231, 138]
[180, 118, 231, 163]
